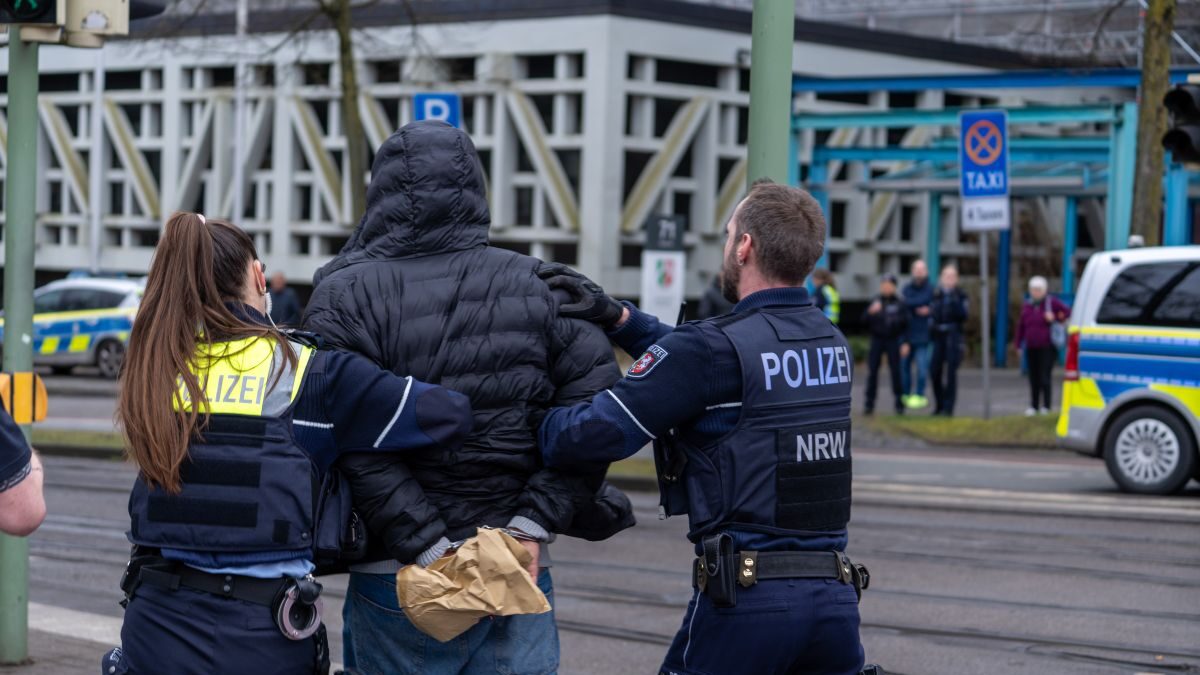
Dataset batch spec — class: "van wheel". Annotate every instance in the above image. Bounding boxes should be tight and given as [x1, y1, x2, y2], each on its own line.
[1104, 406, 1196, 495]
[96, 340, 125, 379]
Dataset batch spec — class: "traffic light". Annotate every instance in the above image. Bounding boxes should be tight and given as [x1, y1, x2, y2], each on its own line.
[0, 0, 64, 24]
[1162, 84, 1200, 164]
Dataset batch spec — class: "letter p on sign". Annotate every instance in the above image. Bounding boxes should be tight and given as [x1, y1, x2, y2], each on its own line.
[414, 93, 462, 129]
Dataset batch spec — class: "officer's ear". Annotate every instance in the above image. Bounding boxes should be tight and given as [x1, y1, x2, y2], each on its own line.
[735, 232, 753, 266]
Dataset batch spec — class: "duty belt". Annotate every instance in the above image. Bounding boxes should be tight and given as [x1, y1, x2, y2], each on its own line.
[121, 552, 328, 648]
[691, 534, 869, 608]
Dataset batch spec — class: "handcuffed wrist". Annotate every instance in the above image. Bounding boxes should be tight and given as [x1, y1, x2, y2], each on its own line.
[506, 516, 550, 542]
[416, 537, 453, 567]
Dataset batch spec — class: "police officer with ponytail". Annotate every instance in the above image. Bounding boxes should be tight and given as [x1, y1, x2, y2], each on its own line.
[103, 212, 473, 675]
[539, 181, 872, 675]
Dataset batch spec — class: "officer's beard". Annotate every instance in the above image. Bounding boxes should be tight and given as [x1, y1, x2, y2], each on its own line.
[720, 249, 741, 304]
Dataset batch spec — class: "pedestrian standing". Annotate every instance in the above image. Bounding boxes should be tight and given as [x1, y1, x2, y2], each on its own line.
[812, 268, 841, 324]
[862, 274, 908, 415]
[1015, 275, 1071, 416]
[537, 180, 871, 675]
[929, 265, 969, 416]
[268, 271, 303, 326]
[103, 212, 473, 675]
[901, 260, 934, 410]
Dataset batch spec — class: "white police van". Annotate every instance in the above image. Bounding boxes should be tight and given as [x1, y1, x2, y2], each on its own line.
[0, 277, 143, 378]
[1057, 246, 1200, 495]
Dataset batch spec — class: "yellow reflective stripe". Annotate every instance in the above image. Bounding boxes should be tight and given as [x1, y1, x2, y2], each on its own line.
[1078, 326, 1200, 339]
[1058, 377, 1105, 438]
[289, 347, 314, 404]
[39, 337, 60, 355]
[33, 307, 137, 323]
[1150, 384, 1200, 419]
[68, 335, 91, 352]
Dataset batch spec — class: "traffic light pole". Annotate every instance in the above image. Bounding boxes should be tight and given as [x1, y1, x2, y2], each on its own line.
[0, 27, 39, 665]
[746, 0, 795, 187]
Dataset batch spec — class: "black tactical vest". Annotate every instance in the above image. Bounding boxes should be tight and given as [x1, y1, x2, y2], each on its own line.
[670, 306, 854, 542]
[127, 337, 320, 555]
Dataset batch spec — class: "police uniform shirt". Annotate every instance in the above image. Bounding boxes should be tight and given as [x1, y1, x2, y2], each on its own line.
[539, 287, 847, 553]
[0, 408, 32, 493]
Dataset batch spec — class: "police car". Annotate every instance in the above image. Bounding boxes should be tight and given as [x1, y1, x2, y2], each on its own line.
[1057, 246, 1200, 495]
[0, 277, 142, 378]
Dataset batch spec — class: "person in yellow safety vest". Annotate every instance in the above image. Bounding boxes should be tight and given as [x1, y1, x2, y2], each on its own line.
[812, 268, 841, 324]
[103, 212, 474, 675]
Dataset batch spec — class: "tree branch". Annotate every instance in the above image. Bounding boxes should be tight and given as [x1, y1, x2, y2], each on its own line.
[1088, 0, 1131, 61]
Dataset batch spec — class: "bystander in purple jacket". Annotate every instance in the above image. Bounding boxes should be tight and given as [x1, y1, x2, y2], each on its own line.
[1015, 294, 1071, 349]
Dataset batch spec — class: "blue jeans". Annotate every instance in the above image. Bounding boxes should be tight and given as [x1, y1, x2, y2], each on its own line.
[901, 342, 932, 398]
[343, 569, 559, 675]
[660, 579, 863, 675]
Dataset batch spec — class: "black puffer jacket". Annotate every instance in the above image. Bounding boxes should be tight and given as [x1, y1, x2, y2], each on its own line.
[305, 120, 625, 562]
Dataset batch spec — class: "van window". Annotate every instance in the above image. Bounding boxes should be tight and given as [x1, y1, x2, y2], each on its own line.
[1096, 261, 1192, 326]
[61, 289, 126, 312]
[33, 290, 66, 314]
[1151, 264, 1200, 328]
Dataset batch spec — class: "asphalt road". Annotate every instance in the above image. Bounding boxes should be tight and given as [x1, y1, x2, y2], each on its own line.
[24, 444, 1200, 675]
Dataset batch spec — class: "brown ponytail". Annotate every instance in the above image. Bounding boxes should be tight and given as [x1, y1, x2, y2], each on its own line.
[118, 212, 294, 493]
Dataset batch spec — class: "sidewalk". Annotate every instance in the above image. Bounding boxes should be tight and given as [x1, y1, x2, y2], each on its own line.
[0, 630, 104, 674]
[853, 365, 1058, 419]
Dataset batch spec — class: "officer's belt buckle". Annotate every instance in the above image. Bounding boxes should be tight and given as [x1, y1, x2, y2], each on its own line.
[737, 550, 757, 588]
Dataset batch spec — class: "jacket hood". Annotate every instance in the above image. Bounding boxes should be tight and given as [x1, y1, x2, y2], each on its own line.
[315, 120, 490, 283]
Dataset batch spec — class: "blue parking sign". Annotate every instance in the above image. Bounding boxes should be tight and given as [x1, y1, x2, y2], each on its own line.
[959, 110, 1009, 198]
[413, 93, 462, 129]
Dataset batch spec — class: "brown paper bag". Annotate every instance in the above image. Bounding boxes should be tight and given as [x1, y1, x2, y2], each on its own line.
[395, 528, 551, 642]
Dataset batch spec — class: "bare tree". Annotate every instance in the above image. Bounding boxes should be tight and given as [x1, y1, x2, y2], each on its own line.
[310, 0, 371, 225]
[1131, 0, 1176, 247]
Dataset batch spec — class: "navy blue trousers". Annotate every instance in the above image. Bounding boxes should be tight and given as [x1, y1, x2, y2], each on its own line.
[660, 578, 864, 675]
[102, 583, 318, 675]
[930, 332, 963, 415]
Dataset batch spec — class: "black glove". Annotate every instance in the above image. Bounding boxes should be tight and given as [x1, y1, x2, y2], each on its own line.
[536, 263, 625, 328]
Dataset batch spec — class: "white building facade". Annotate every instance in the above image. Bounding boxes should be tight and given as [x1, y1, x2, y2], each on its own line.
[0, 0, 1126, 302]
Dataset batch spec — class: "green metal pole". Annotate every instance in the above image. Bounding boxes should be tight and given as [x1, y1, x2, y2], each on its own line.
[746, 0, 795, 187]
[0, 27, 39, 666]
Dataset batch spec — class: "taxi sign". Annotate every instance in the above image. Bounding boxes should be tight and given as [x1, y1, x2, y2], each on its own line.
[0, 372, 48, 424]
[959, 110, 1010, 232]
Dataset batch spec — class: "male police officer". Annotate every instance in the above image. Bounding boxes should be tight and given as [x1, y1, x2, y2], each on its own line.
[537, 180, 867, 675]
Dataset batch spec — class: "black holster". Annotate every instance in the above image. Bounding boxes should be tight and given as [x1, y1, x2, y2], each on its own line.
[654, 431, 689, 519]
[697, 533, 737, 608]
[118, 545, 166, 607]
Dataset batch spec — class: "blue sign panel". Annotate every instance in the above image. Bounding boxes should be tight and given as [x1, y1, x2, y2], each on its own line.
[959, 110, 1009, 198]
[413, 93, 462, 129]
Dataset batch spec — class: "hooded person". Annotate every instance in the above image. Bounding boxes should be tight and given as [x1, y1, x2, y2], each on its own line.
[303, 120, 633, 675]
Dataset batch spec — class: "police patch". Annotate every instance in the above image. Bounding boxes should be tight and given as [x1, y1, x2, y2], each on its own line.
[627, 345, 669, 379]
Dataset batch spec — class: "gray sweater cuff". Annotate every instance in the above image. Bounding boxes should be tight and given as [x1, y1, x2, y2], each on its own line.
[416, 537, 452, 567]
[506, 515, 551, 542]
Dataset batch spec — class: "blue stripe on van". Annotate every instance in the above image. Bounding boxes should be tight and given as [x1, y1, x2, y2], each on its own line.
[1078, 353, 1200, 388]
[1079, 337, 1200, 359]
[35, 316, 132, 337]
[1094, 379, 1143, 401]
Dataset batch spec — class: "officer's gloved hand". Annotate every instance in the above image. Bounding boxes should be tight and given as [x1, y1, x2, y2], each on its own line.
[537, 263, 625, 328]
